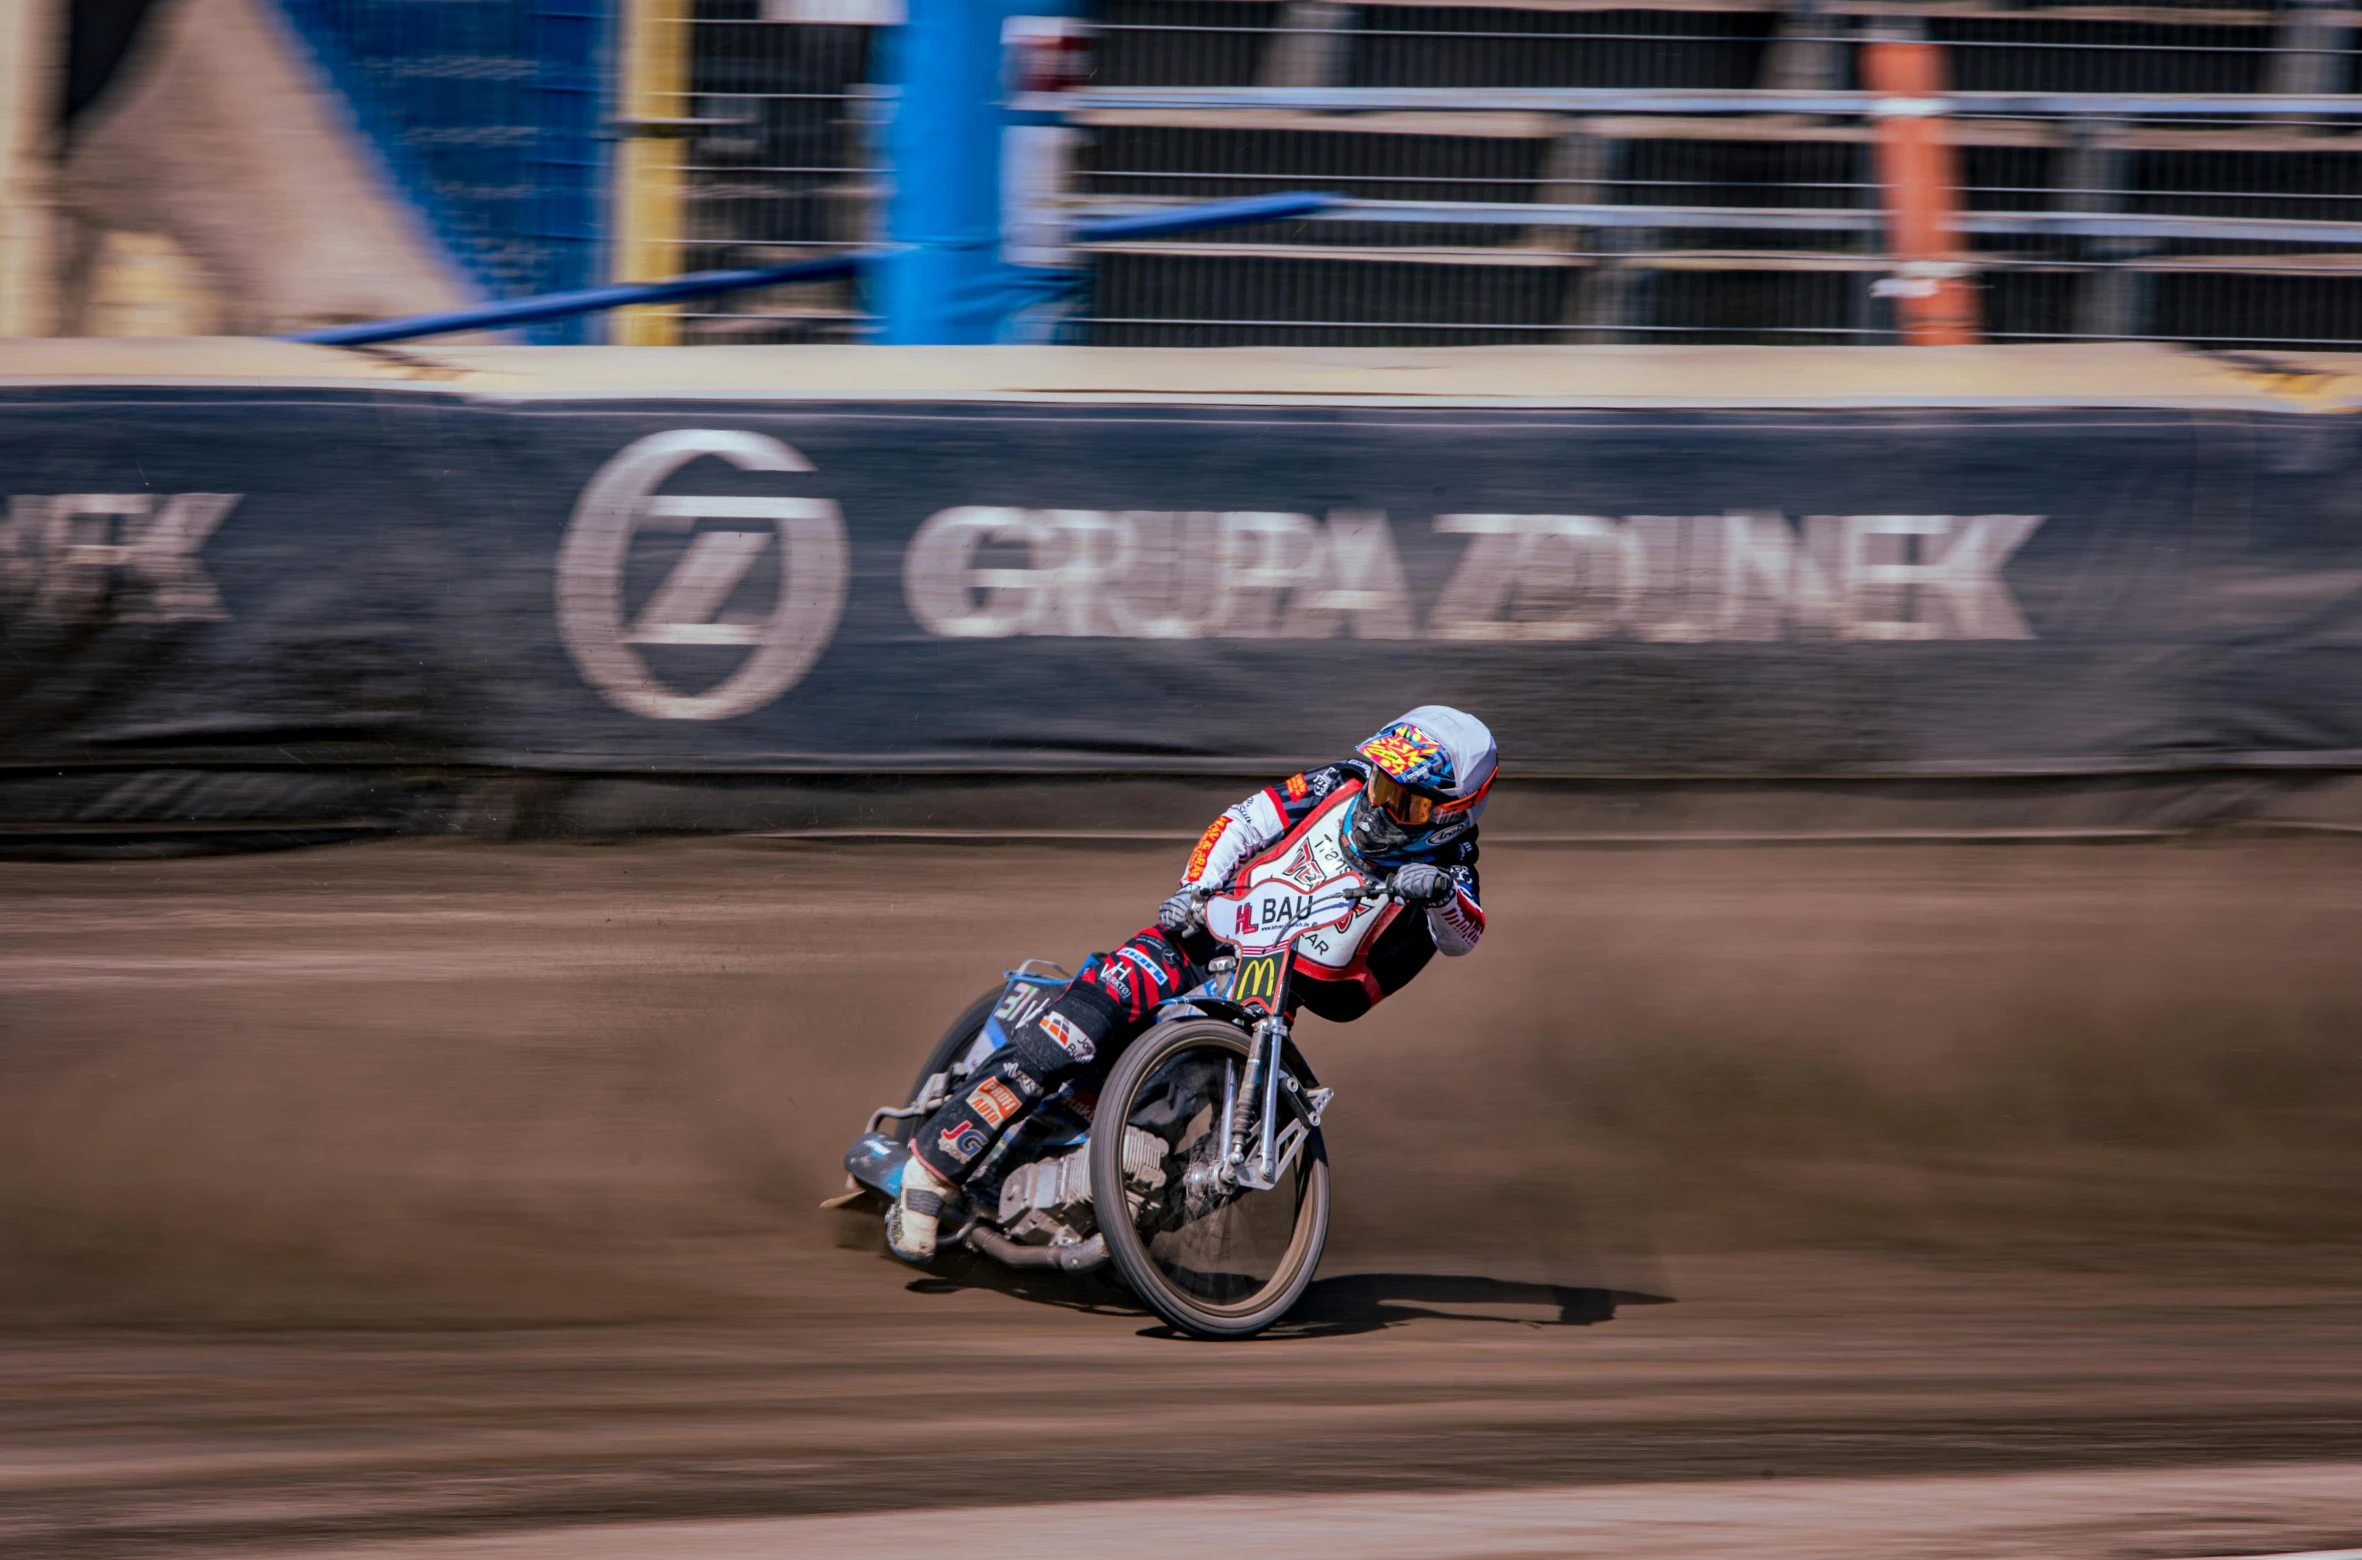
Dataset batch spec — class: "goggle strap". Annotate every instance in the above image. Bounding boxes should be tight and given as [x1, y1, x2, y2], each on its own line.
[1433, 770, 1494, 817]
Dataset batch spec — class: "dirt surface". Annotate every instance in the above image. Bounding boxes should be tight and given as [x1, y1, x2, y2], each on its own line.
[298, 1465, 2362, 1560]
[3, 838, 2360, 1556]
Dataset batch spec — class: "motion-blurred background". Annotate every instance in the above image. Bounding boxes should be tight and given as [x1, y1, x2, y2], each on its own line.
[9, 0, 2362, 346]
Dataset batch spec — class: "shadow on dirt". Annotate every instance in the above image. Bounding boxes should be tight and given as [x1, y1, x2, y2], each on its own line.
[1262, 1273, 1675, 1340]
[907, 1253, 1672, 1339]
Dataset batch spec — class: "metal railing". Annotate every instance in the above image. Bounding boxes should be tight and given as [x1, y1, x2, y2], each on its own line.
[270, 0, 2362, 351]
[665, 5, 884, 343]
[1063, 71, 2362, 349]
[1091, 1, 2356, 96]
[287, 195, 1335, 345]
[1069, 86, 2362, 120]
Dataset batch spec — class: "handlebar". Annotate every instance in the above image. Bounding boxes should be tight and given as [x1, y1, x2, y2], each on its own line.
[1191, 873, 1409, 946]
[1195, 871, 1413, 904]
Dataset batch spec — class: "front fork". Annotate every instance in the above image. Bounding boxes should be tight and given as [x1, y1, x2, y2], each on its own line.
[1222, 1014, 1333, 1192]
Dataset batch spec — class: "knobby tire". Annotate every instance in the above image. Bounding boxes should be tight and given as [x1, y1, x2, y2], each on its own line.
[1090, 1018, 1331, 1340]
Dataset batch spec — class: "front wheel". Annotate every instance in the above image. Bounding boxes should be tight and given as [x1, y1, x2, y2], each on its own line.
[1089, 1019, 1330, 1339]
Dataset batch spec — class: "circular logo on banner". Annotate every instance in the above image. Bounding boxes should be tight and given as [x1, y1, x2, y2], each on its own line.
[555, 430, 849, 721]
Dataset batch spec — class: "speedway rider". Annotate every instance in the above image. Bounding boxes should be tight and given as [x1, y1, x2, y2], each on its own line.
[888, 705, 1496, 1263]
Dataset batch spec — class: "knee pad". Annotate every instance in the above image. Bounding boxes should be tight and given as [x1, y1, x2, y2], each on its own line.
[1008, 978, 1122, 1076]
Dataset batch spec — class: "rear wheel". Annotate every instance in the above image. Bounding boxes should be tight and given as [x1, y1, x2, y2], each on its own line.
[1090, 1019, 1330, 1339]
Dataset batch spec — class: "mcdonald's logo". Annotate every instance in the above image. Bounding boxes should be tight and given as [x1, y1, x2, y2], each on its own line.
[1230, 952, 1283, 1009]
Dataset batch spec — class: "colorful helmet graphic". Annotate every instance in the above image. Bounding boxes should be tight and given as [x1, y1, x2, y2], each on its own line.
[1348, 705, 1497, 863]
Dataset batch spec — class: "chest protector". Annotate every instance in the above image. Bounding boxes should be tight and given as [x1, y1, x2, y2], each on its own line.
[1201, 783, 1405, 987]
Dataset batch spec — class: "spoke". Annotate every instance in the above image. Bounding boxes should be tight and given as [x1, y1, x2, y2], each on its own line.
[1119, 1032, 1321, 1317]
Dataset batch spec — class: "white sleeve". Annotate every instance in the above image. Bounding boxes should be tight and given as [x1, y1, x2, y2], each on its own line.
[1424, 868, 1486, 956]
[1180, 791, 1286, 890]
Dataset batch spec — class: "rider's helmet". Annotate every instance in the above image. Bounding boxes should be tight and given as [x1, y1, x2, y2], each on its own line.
[1345, 705, 1497, 865]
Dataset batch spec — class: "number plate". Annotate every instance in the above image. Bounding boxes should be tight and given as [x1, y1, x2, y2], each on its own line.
[1219, 951, 1285, 1013]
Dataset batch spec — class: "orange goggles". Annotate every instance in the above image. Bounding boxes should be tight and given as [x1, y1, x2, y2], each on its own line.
[1367, 768, 1491, 827]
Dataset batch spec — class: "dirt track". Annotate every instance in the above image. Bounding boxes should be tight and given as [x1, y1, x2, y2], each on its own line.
[3, 838, 2361, 1556]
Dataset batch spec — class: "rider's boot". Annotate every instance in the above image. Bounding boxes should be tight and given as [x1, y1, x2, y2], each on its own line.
[886, 1155, 952, 1264]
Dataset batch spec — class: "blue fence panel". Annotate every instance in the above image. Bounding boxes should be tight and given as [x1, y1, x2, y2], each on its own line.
[272, 0, 616, 344]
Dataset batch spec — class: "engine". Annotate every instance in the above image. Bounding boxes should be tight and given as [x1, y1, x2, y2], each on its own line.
[994, 1130, 1168, 1245]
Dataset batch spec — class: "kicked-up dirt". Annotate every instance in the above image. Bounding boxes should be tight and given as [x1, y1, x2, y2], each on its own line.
[1, 837, 2359, 1556]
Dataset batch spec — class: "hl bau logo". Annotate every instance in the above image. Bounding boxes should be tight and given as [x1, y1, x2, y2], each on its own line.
[555, 431, 850, 721]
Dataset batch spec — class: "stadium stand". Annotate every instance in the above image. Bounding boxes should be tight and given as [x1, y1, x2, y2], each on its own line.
[260, 0, 2362, 350]
[1065, 0, 2362, 347]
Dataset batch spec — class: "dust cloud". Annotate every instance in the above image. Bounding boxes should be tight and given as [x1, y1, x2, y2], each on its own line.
[4, 836, 2359, 1326]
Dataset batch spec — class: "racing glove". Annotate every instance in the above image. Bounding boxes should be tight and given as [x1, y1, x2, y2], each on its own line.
[1389, 862, 1453, 906]
[1156, 889, 1201, 934]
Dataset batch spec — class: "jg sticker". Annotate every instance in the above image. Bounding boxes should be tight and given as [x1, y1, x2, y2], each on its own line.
[555, 430, 849, 720]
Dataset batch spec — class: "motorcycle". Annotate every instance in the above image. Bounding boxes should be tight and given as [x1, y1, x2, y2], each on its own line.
[834, 863, 1414, 1340]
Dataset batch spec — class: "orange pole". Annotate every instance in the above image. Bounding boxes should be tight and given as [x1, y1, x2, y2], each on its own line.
[1862, 35, 1981, 345]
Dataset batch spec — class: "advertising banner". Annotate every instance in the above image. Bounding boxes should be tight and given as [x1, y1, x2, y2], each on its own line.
[8, 385, 2362, 805]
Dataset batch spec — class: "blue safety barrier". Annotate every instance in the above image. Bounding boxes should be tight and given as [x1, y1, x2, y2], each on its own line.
[286, 193, 1342, 347]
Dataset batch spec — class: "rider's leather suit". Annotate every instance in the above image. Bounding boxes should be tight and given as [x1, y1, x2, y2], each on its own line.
[905, 758, 1486, 1185]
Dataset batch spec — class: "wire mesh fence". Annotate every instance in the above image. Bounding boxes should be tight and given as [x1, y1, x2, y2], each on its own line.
[620, 0, 2362, 351]
[1092, 1, 2357, 95]
[1064, 0, 2362, 350]
[670, 0, 883, 342]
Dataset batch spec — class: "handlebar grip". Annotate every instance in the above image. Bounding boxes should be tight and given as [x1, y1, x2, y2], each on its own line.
[1380, 869, 1447, 906]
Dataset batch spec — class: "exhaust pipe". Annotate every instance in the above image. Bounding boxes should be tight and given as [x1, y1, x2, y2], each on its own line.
[966, 1225, 1108, 1273]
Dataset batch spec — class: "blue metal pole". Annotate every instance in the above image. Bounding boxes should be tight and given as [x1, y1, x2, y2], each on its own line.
[872, 0, 1008, 344]
[277, 193, 1342, 346]
[285, 253, 866, 346]
[1071, 192, 1336, 243]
